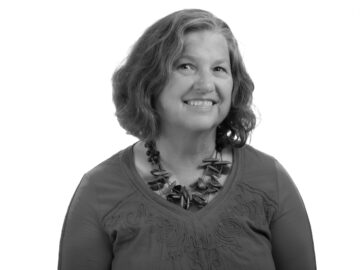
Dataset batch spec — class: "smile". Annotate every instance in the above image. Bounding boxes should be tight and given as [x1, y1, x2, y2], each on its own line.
[183, 100, 216, 107]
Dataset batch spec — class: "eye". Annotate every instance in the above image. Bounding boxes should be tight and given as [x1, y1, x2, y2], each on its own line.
[178, 63, 194, 71]
[176, 63, 196, 75]
[213, 66, 228, 73]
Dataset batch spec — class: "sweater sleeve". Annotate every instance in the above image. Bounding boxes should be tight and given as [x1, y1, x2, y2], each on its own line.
[270, 161, 316, 270]
[58, 174, 112, 270]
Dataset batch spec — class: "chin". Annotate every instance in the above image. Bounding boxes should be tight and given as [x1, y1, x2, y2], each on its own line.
[183, 119, 221, 133]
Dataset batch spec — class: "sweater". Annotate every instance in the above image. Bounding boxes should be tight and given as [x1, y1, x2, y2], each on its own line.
[58, 144, 316, 270]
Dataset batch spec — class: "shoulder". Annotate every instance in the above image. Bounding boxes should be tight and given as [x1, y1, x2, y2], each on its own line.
[233, 144, 293, 202]
[68, 145, 138, 220]
[239, 145, 295, 190]
[83, 145, 134, 186]
[238, 144, 279, 174]
[75, 145, 137, 204]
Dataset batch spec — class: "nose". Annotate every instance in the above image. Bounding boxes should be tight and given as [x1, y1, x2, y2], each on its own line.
[194, 70, 215, 93]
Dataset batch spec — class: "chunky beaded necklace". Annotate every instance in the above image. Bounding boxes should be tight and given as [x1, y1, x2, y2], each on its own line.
[144, 141, 231, 210]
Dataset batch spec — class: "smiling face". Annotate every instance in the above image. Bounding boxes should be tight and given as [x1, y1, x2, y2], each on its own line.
[156, 30, 233, 136]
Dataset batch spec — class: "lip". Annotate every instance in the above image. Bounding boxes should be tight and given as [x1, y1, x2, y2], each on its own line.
[183, 98, 218, 105]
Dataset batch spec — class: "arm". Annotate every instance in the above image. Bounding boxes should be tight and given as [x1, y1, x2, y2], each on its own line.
[58, 174, 112, 270]
[271, 161, 316, 270]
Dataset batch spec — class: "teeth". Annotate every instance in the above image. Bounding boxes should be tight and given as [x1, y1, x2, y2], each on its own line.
[186, 100, 213, 106]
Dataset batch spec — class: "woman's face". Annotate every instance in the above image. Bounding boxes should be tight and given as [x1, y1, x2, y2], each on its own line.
[156, 30, 233, 135]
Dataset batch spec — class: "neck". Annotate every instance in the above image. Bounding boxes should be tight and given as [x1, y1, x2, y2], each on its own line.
[157, 131, 216, 158]
[150, 130, 216, 180]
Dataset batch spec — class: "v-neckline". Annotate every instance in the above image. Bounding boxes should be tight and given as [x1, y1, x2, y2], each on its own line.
[121, 143, 244, 219]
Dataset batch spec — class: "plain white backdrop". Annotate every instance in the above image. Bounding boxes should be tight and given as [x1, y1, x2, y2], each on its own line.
[1, 0, 359, 269]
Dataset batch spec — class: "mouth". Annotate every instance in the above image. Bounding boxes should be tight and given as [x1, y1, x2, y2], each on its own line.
[183, 99, 217, 107]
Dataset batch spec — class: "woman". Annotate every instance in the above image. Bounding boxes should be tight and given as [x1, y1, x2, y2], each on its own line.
[58, 9, 316, 270]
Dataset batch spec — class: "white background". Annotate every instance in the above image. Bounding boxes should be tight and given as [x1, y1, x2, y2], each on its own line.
[1, 0, 359, 269]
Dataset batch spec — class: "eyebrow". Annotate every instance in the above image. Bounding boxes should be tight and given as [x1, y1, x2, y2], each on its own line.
[177, 54, 230, 65]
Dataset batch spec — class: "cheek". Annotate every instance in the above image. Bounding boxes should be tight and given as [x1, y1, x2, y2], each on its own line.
[222, 83, 233, 114]
[223, 98, 232, 116]
[223, 81, 233, 103]
[219, 88, 232, 113]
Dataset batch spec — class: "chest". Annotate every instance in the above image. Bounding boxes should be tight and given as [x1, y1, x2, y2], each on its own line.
[102, 182, 277, 270]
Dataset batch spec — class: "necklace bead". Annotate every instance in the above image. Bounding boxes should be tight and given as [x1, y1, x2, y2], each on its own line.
[144, 141, 231, 210]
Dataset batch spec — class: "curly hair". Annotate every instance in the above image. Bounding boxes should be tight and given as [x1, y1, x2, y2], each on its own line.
[112, 9, 256, 148]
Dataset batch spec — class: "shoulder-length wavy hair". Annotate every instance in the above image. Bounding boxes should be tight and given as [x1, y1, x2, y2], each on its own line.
[112, 9, 256, 148]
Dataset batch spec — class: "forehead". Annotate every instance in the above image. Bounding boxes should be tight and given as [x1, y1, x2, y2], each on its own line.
[180, 31, 230, 60]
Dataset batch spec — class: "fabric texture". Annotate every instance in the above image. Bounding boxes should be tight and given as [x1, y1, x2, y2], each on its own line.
[58, 144, 316, 270]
